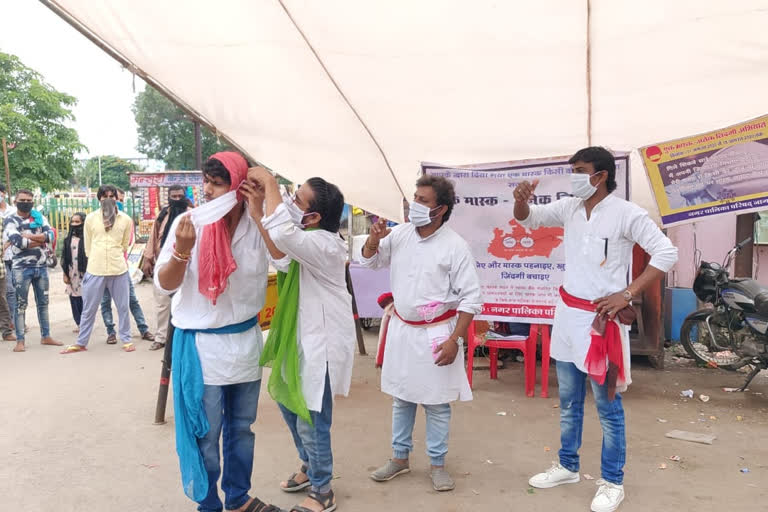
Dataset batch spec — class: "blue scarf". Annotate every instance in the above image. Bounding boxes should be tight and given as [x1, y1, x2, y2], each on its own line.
[171, 316, 259, 501]
[29, 210, 44, 229]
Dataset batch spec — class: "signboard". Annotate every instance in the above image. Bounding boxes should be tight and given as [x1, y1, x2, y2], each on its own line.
[131, 172, 203, 222]
[422, 154, 629, 323]
[129, 171, 203, 188]
[640, 115, 768, 227]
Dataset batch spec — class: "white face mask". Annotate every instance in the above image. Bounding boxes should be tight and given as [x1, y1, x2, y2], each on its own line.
[570, 172, 599, 200]
[409, 201, 440, 227]
[282, 190, 315, 228]
[190, 189, 238, 227]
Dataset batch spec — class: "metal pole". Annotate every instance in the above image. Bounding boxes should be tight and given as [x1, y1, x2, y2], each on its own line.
[98, 156, 102, 186]
[154, 317, 175, 425]
[2, 138, 10, 193]
[345, 262, 367, 355]
[194, 121, 203, 170]
[585, 0, 593, 146]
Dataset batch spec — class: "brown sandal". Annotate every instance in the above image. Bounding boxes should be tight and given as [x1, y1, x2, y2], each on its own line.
[243, 497, 284, 512]
[282, 464, 311, 493]
[290, 490, 336, 512]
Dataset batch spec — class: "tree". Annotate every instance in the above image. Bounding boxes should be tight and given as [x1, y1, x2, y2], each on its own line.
[75, 155, 140, 191]
[0, 52, 85, 191]
[133, 87, 228, 170]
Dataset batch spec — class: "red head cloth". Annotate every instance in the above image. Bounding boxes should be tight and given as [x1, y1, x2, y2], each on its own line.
[377, 292, 394, 308]
[198, 151, 249, 305]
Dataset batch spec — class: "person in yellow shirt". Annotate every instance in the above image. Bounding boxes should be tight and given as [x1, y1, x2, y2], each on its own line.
[61, 185, 135, 354]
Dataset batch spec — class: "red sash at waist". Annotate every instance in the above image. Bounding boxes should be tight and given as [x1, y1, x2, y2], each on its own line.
[559, 287, 624, 400]
[393, 308, 457, 326]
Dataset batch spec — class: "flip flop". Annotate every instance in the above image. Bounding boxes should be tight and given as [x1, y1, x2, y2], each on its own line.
[148, 341, 165, 351]
[61, 344, 87, 355]
[123, 343, 136, 353]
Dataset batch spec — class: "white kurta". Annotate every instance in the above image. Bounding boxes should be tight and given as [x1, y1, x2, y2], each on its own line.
[155, 212, 269, 386]
[262, 204, 356, 413]
[519, 194, 678, 391]
[360, 223, 483, 405]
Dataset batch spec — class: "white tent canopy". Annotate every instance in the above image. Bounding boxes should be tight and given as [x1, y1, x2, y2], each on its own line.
[43, 0, 768, 222]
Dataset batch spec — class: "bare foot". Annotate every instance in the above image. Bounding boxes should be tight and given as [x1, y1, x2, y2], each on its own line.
[3, 333, 16, 341]
[13, 342, 25, 352]
[41, 337, 63, 346]
[281, 469, 309, 489]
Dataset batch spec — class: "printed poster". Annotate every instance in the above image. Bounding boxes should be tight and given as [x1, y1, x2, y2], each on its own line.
[423, 154, 628, 323]
[640, 114, 768, 227]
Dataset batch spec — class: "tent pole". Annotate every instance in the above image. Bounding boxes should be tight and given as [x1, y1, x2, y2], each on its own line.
[586, 0, 593, 146]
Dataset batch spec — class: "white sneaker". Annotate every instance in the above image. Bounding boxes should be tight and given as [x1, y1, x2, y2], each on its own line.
[528, 463, 580, 489]
[591, 479, 625, 512]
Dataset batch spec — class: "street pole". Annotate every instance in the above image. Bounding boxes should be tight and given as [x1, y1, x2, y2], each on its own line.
[98, 155, 102, 186]
[154, 318, 175, 425]
[1, 138, 10, 193]
[194, 121, 202, 170]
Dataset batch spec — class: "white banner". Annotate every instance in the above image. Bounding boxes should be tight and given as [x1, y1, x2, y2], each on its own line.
[423, 154, 629, 323]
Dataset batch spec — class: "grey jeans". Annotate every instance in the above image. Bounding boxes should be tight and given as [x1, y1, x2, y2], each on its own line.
[76, 272, 132, 347]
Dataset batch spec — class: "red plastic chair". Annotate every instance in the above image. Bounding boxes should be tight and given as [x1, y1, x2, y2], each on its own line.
[466, 322, 551, 398]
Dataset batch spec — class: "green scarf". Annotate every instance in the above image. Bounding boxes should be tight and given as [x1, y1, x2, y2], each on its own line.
[259, 260, 312, 425]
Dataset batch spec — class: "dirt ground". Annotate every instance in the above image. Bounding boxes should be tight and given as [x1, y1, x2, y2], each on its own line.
[2, 269, 768, 511]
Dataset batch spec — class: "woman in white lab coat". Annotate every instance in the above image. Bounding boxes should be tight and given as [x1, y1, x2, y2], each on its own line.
[241, 168, 355, 512]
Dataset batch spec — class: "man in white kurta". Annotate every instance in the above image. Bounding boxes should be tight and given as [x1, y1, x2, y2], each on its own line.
[243, 168, 355, 512]
[361, 175, 482, 493]
[518, 147, 678, 512]
[155, 153, 282, 512]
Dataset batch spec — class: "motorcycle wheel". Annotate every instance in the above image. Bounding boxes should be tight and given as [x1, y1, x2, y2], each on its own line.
[679, 316, 748, 370]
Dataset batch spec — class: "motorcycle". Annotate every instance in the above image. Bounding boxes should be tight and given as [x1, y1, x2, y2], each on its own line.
[680, 237, 768, 391]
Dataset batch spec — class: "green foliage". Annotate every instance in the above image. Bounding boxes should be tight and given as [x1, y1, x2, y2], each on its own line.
[0, 52, 85, 191]
[75, 155, 140, 191]
[133, 87, 228, 169]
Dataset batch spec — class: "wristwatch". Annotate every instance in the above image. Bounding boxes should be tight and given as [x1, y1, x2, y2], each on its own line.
[622, 289, 633, 302]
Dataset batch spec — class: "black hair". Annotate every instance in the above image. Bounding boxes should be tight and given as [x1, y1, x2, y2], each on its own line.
[416, 174, 456, 223]
[168, 185, 185, 197]
[306, 177, 344, 233]
[0, 184, 6, 193]
[203, 158, 231, 186]
[15, 188, 33, 198]
[569, 146, 617, 193]
[97, 185, 118, 200]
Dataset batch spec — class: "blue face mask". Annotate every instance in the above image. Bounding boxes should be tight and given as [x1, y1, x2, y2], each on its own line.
[116, 201, 124, 212]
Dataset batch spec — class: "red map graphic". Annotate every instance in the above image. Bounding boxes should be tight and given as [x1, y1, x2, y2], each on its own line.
[487, 220, 564, 260]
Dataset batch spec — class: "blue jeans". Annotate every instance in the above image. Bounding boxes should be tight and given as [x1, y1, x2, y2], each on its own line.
[392, 397, 451, 467]
[556, 360, 626, 485]
[5, 261, 17, 328]
[13, 266, 50, 342]
[101, 280, 149, 335]
[198, 379, 261, 512]
[278, 371, 334, 493]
